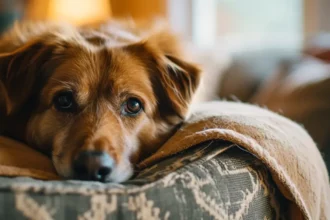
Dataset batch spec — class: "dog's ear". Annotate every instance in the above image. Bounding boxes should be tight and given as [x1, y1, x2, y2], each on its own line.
[0, 40, 55, 117]
[154, 53, 201, 122]
[150, 29, 202, 122]
[126, 28, 202, 124]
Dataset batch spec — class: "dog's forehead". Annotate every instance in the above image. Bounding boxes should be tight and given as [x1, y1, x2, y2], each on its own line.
[109, 48, 152, 88]
[47, 45, 155, 103]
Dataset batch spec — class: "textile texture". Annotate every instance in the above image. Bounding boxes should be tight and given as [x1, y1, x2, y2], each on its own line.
[0, 141, 284, 220]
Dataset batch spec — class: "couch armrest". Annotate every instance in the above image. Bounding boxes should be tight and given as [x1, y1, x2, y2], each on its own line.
[0, 141, 286, 219]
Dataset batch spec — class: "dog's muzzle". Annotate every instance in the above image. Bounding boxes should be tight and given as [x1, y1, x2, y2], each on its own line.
[72, 150, 114, 182]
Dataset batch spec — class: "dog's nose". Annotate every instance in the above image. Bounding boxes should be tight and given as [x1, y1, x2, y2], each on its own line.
[73, 151, 114, 182]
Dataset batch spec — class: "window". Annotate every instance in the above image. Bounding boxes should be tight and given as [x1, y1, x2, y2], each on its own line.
[169, 0, 303, 52]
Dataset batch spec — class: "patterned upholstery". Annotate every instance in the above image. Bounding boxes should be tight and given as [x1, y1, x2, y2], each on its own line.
[0, 141, 285, 219]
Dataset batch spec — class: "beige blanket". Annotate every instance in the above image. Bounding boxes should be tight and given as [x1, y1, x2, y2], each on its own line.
[251, 57, 330, 152]
[0, 101, 329, 220]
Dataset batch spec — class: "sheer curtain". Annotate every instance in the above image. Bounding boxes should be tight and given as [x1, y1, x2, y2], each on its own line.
[168, 0, 303, 52]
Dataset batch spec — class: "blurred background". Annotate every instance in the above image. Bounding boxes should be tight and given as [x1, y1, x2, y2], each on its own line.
[0, 0, 328, 53]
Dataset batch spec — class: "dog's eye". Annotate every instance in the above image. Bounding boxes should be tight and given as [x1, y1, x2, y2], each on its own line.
[122, 98, 143, 116]
[53, 91, 76, 112]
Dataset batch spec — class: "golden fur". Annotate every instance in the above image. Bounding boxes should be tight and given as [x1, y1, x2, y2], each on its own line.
[0, 20, 201, 182]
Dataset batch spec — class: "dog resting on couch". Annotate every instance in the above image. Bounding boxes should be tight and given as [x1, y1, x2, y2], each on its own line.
[0, 21, 201, 182]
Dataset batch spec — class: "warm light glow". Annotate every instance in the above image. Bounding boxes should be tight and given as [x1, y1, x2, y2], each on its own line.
[47, 0, 111, 25]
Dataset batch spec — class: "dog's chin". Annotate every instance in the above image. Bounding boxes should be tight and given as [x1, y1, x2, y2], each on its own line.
[52, 156, 134, 183]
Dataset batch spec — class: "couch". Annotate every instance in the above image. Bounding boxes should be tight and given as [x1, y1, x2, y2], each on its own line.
[0, 141, 286, 219]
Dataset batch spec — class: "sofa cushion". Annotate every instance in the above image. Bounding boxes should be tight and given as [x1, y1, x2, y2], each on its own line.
[0, 141, 285, 220]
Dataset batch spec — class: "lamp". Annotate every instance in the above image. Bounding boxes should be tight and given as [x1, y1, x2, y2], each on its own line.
[26, 0, 112, 26]
[48, 0, 111, 25]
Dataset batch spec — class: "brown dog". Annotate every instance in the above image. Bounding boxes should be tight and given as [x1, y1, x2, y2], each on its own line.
[0, 21, 201, 182]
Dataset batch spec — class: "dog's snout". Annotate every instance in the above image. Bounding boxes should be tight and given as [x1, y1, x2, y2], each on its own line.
[73, 151, 114, 182]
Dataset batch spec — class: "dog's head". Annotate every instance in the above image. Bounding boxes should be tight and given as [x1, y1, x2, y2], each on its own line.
[0, 22, 201, 182]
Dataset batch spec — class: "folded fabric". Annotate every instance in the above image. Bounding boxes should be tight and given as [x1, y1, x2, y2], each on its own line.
[0, 101, 329, 220]
[0, 136, 59, 180]
[251, 56, 330, 151]
[250, 56, 330, 173]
